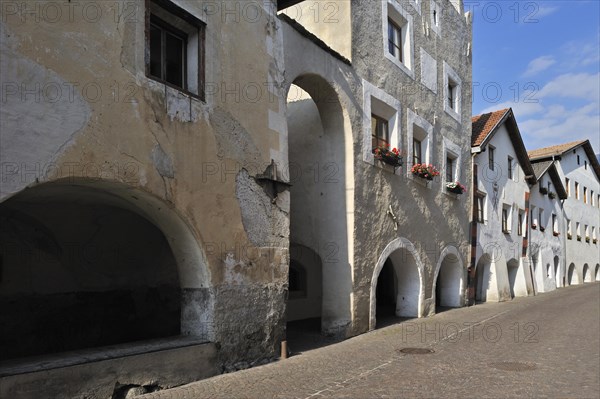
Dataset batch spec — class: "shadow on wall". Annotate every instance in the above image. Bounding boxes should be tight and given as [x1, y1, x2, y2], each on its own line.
[0, 181, 207, 360]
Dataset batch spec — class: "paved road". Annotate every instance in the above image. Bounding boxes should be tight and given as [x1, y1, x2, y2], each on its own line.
[141, 283, 600, 399]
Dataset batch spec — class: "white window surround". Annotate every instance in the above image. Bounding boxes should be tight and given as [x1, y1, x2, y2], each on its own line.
[443, 61, 462, 123]
[442, 137, 462, 185]
[362, 80, 402, 174]
[383, 0, 414, 79]
[406, 109, 433, 177]
[430, 0, 441, 36]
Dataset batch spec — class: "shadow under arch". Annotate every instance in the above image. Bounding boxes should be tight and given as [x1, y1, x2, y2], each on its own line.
[583, 263, 592, 283]
[432, 245, 465, 310]
[474, 253, 493, 302]
[567, 263, 578, 285]
[285, 73, 355, 336]
[0, 178, 214, 343]
[595, 264, 600, 281]
[369, 237, 425, 331]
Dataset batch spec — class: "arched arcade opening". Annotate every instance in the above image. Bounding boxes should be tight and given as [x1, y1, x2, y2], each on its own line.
[434, 251, 464, 311]
[285, 75, 353, 339]
[0, 180, 211, 361]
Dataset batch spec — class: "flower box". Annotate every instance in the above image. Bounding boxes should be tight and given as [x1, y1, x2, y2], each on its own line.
[585, 237, 590, 243]
[594, 239, 598, 244]
[548, 192, 556, 199]
[531, 223, 537, 230]
[553, 231, 560, 237]
[411, 164, 440, 181]
[372, 147, 403, 168]
[540, 226, 546, 232]
[577, 235, 582, 241]
[446, 181, 467, 194]
[567, 233, 572, 240]
[539, 187, 548, 195]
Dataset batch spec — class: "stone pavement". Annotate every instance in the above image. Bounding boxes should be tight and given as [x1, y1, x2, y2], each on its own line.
[140, 283, 600, 398]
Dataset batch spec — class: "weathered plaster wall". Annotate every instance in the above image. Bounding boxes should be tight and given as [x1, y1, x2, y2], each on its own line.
[0, 0, 289, 371]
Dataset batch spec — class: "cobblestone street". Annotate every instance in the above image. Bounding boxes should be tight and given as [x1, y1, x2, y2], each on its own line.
[141, 283, 600, 399]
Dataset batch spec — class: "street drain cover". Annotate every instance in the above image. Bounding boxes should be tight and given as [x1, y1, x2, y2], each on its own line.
[489, 361, 537, 371]
[396, 348, 434, 354]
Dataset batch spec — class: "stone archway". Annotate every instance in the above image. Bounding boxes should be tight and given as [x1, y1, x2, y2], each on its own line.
[0, 180, 213, 360]
[285, 74, 354, 337]
[432, 246, 465, 310]
[567, 263, 578, 285]
[369, 238, 424, 330]
[583, 264, 592, 283]
[475, 254, 493, 302]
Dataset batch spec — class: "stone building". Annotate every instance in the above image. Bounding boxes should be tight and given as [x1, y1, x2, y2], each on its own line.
[528, 140, 600, 285]
[0, 0, 474, 397]
[469, 108, 536, 303]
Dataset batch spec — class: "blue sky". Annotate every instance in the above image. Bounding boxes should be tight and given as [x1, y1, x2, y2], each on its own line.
[468, 0, 600, 153]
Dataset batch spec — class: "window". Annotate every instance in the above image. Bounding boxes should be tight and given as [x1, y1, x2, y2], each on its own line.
[577, 155, 580, 165]
[517, 210, 524, 236]
[388, 19, 403, 63]
[552, 214, 558, 235]
[447, 79, 457, 110]
[584, 160, 587, 170]
[575, 182, 579, 199]
[446, 156, 454, 182]
[531, 205, 537, 229]
[576, 222, 581, 240]
[567, 219, 572, 239]
[384, 2, 413, 75]
[502, 206, 510, 233]
[430, 0, 441, 35]
[475, 193, 485, 223]
[538, 208, 544, 231]
[547, 181, 552, 193]
[443, 62, 461, 121]
[413, 138, 422, 165]
[407, 110, 433, 173]
[507, 156, 513, 179]
[598, 194, 600, 208]
[585, 225, 589, 241]
[591, 191, 595, 206]
[565, 178, 570, 196]
[584, 187, 587, 204]
[363, 81, 402, 168]
[147, 0, 205, 99]
[488, 146, 495, 171]
[371, 114, 390, 149]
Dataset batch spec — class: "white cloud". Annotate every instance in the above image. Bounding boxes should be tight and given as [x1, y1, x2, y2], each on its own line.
[522, 55, 556, 77]
[539, 73, 600, 101]
[519, 102, 600, 151]
[535, 6, 559, 19]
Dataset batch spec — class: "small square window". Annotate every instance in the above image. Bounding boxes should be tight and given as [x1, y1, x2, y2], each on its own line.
[147, 0, 206, 99]
[443, 62, 461, 121]
[446, 156, 454, 182]
[475, 193, 485, 223]
[413, 138, 423, 165]
[388, 19, 403, 63]
[502, 206, 510, 233]
[371, 114, 390, 150]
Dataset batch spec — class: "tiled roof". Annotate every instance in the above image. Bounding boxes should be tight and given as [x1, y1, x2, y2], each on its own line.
[471, 108, 510, 147]
[531, 161, 552, 179]
[528, 140, 586, 161]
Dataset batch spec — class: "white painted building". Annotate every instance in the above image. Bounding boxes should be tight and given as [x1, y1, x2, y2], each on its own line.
[470, 109, 536, 303]
[528, 161, 568, 293]
[529, 141, 600, 285]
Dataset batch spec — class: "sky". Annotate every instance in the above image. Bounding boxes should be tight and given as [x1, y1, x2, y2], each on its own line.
[468, 0, 600, 154]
